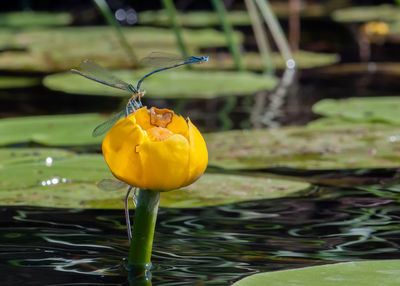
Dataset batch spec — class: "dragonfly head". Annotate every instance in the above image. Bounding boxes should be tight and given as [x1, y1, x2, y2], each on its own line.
[200, 56, 210, 62]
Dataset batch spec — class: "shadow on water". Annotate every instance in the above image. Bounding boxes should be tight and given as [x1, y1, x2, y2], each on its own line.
[1, 185, 399, 285]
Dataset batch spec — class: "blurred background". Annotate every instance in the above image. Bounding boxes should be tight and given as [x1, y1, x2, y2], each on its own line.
[0, 0, 399, 132]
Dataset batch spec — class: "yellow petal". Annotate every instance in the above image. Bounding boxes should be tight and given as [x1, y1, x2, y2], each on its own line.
[166, 113, 189, 140]
[134, 107, 152, 130]
[183, 118, 208, 186]
[136, 133, 190, 191]
[102, 116, 146, 187]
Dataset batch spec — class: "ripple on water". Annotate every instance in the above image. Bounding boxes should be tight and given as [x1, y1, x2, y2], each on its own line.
[1, 186, 400, 285]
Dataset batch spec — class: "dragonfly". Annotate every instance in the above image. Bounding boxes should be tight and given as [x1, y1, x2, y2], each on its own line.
[97, 178, 136, 242]
[72, 53, 209, 241]
[71, 53, 209, 137]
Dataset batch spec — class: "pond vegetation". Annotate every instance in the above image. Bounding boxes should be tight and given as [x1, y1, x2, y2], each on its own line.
[1, 1, 400, 285]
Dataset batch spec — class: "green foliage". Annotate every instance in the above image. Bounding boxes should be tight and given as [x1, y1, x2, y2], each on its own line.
[332, 5, 400, 23]
[206, 125, 400, 170]
[0, 27, 243, 72]
[233, 260, 400, 286]
[0, 114, 104, 146]
[0, 11, 72, 27]
[0, 148, 309, 208]
[0, 76, 39, 88]
[312, 97, 400, 125]
[44, 69, 278, 98]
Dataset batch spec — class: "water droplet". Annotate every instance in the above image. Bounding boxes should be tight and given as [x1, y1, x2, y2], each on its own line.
[45, 157, 53, 167]
[286, 59, 296, 69]
[115, 9, 126, 21]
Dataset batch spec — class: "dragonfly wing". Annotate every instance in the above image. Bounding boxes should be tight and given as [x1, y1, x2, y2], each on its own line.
[92, 110, 126, 137]
[140, 52, 190, 67]
[97, 178, 128, 191]
[78, 60, 133, 91]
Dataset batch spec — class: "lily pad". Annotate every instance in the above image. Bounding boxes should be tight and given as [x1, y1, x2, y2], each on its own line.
[205, 125, 400, 170]
[0, 76, 40, 88]
[0, 26, 243, 72]
[0, 11, 73, 27]
[43, 69, 278, 99]
[138, 10, 252, 27]
[332, 5, 400, 23]
[233, 260, 400, 286]
[162, 173, 309, 208]
[307, 117, 389, 130]
[193, 51, 339, 71]
[0, 114, 105, 146]
[138, 4, 326, 28]
[312, 97, 400, 125]
[0, 148, 309, 208]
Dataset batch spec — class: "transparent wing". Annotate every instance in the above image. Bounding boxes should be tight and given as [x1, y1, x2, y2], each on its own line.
[73, 60, 133, 91]
[97, 179, 128, 191]
[140, 52, 191, 67]
[92, 110, 126, 137]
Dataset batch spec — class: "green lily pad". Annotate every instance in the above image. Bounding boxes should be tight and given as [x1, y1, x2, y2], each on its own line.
[0, 148, 309, 208]
[0, 26, 243, 72]
[312, 97, 400, 125]
[138, 4, 326, 28]
[43, 69, 278, 98]
[332, 5, 400, 23]
[161, 173, 309, 208]
[0, 150, 110, 190]
[194, 51, 339, 71]
[318, 62, 400, 75]
[206, 125, 400, 170]
[138, 10, 252, 27]
[307, 117, 389, 130]
[0, 11, 73, 27]
[233, 260, 400, 286]
[0, 114, 105, 146]
[0, 76, 40, 88]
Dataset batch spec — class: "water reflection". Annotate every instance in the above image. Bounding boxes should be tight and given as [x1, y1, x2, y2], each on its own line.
[0, 186, 400, 285]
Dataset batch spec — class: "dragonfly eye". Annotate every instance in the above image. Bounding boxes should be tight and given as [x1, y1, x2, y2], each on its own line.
[201, 56, 210, 62]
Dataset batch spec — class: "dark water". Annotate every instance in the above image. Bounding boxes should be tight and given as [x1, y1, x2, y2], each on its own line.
[1, 185, 399, 285]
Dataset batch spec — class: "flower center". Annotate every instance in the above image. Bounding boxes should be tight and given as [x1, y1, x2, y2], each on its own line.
[149, 107, 173, 128]
[147, 127, 174, 142]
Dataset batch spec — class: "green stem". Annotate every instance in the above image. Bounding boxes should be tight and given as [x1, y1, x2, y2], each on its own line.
[255, 0, 293, 61]
[211, 0, 244, 70]
[93, 0, 138, 65]
[127, 189, 160, 283]
[244, 0, 275, 75]
[161, 0, 191, 69]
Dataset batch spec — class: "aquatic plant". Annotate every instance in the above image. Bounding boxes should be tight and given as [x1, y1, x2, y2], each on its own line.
[102, 106, 208, 281]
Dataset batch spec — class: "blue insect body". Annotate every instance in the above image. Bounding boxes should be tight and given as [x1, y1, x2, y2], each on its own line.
[71, 53, 209, 137]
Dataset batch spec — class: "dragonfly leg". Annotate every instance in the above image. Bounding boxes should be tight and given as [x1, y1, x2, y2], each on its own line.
[125, 186, 133, 242]
[132, 187, 139, 207]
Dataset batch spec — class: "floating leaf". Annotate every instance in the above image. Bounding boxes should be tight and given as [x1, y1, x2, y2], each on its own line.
[0, 76, 40, 89]
[0, 11, 73, 27]
[200, 51, 340, 70]
[233, 260, 400, 286]
[138, 10, 252, 27]
[312, 97, 400, 125]
[138, 4, 326, 27]
[161, 173, 309, 208]
[0, 148, 309, 208]
[44, 70, 278, 99]
[206, 126, 400, 170]
[332, 5, 400, 23]
[0, 114, 105, 146]
[0, 27, 243, 72]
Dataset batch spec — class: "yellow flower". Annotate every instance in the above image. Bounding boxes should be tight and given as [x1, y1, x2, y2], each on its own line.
[102, 107, 208, 191]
